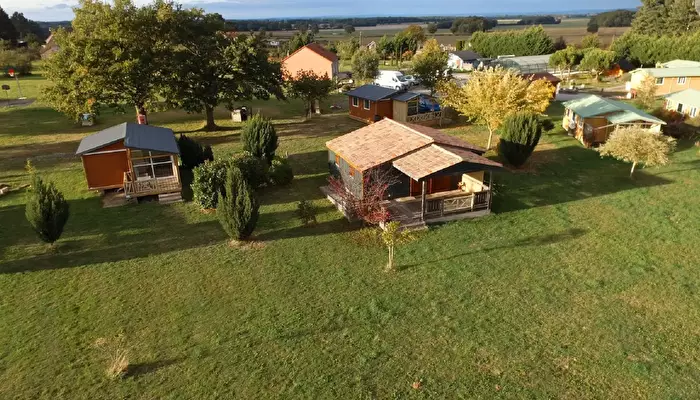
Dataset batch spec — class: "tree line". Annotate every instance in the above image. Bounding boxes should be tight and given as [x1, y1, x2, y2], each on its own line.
[470, 26, 555, 58]
[587, 9, 635, 33]
[0, 6, 50, 45]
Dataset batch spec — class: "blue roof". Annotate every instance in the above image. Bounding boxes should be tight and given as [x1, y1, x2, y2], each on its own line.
[345, 84, 399, 101]
[76, 123, 179, 155]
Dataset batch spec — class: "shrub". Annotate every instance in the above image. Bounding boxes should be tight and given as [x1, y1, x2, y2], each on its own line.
[0, 48, 33, 76]
[233, 153, 269, 188]
[192, 159, 229, 209]
[599, 126, 676, 177]
[296, 200, 317, 226]
[25, 174, 70, 244]
[268, 156, 294, 186]
[92, 334, 129, 380]
[241, 114, 278, 163]
[178, 134, 213, 169]
[217, 166, 259, 241]
[497, 112, 543, 167]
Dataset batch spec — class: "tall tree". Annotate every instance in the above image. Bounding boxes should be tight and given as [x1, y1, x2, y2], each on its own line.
[286, 30, 314, 53]
[164, 11, 284, 131]
[635, 74, 658, 110]
[285, 69, 333, 118]
[599, 127, 676, 177]
[426, 22, 438, 34]
[377, 35, 393, 61]
[410, 39, 448, 94]
[10, 12, 47, 40]
[632, 0, 670, 35]
[402, 25, 426, 52]
[344, 24, 355, 34]
[336, 37, 359, 60]
[549, 46, 583, 79]
[25, 174, 70, 245]
[667, 0, 700, 33]
[438, 66, 554, 150]
[351, 48, 380, 82]
[580, 33, 601, 49]
[497, 112, 544, 167]
[0, 7, 18, 43]
[579, 48, 617, 81]
[43, 0, 177, 124]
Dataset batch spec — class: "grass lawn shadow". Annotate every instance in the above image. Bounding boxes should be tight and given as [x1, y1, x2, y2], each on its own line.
[126, 358, 184, 379]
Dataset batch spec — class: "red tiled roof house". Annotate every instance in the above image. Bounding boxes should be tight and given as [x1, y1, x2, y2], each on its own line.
[325, 118, 502, 227]
[282, 42, 339, 79]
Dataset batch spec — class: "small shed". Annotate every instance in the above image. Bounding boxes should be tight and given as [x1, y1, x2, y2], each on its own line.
[345, 84, 442, 125]
[76, 123, 182, 198]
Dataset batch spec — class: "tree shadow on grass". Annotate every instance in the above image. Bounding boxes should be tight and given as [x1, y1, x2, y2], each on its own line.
[398, 228, 587, 271]
[287, 150, 330, 175]
[0, 197, 225, 274]
[126, 357, 184, 379]
[493, 141, 674, 213]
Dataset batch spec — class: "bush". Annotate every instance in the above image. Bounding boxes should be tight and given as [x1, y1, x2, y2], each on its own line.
[25, 174, 70, 244]
[497, 112, 543, 167]
[192, 159, 229, 209]
[178, 134, 213, 169]
[0, 48, 33, 76]
[217, 166, 259, 241]
[241, 114, 278, 163]
[233, 153, 269, 188]
[296, 200, 317, 226]
[268, 156, 294, 186]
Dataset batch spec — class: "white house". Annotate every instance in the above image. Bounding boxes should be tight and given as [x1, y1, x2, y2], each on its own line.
[447, 51, 482, 71]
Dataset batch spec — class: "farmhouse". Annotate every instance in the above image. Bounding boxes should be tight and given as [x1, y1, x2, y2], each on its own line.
[447, 50, 483, 70]
[562, 95, 665, 147]
[345, 84, 442, 125]
[627, 67, 700, 97]
[282, 42, 339, 80]
[664, 89, 700, 118]
[76, 123, 182, 201]
[325, 118, 502, 227]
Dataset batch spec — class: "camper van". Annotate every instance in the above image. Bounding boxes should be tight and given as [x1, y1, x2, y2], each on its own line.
[374, 71, 409, 90]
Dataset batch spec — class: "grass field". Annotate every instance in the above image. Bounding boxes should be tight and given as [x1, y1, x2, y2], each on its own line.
[2, 69, 700, 398]
[271, 18, 628, 48]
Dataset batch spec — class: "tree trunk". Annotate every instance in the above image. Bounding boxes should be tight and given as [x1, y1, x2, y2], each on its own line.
[630, 161, 637, 178]
[204, 105, 218, 131]
[135, 105, 148, 125]
[386, 244, 394, 271]
[486, 127, 494, 150]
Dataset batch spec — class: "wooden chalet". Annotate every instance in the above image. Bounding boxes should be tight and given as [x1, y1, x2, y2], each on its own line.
[76, 123, 182, 202]
[345, 84, 443, 125]
[562, 95, 666, 147]
[324, 118, 502, 228]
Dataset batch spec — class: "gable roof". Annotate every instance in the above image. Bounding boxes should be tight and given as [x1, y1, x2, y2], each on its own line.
[391, 91, 422, 102]
[631, 67, 700, 78]
[76, 123, 179, 155]
[283, 42, 338, 63]
[563, 95, 665, 125]
[665, 88, 700, 107]
[522, 72, 561, 85]
[325, 118, 495, 177]
[345, 84, 400, 101]
[451, 50, 482, 61]
[660, 59, 700, 69]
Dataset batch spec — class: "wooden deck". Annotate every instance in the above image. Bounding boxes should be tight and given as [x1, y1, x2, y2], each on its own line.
[124, 172, 181, 198]
[384, 189, 491, 229]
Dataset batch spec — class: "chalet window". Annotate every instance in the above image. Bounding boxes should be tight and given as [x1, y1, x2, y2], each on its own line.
[407, 100, 419, 116]
[131, 151, 174, 180]
[691, 107, 698, 118]
[677, 103, 684, 113]
[677, 77, 687, 84]
[352, 97, 359, 107]
[363, 99, 370, 110]
[655, 77, 664, 85]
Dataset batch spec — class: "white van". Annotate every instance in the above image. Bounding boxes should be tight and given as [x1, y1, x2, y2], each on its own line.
[374, 71, 409, 91]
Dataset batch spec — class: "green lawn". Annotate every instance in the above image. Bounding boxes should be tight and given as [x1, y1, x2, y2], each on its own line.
[2, 73, 700, 398]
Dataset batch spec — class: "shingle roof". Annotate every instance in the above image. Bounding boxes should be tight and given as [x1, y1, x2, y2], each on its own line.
[563, 95, 665, 125]
[451, 50, 481, 61]
[345, 84, 400, 101]
[632, 67, 700, 78]
[325, 118, 495, 175]
[284, 42, 338, 62]
[664, 88, 700, 107]
[76, 123, 179, 155]
[392, 91, 421, 102]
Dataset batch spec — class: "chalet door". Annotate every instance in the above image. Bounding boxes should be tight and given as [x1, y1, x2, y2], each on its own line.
[429, 175, 456, 194]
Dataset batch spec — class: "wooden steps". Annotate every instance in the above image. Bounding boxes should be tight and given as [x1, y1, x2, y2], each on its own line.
[158, 192, 183, 204]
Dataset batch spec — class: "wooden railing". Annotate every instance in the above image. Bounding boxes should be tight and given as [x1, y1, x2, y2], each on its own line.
[406, 110, 442, 123]
[123, 172, 180, 197]
[425, 190, 490, 217]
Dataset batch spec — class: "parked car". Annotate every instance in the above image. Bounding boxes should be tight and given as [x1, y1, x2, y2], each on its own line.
[374, 71, 410, 91]
[402, 75, 418, 87]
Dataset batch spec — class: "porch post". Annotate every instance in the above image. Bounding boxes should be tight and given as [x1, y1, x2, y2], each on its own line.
[420, 180, 426, 221]
[488, 170, 494, 210]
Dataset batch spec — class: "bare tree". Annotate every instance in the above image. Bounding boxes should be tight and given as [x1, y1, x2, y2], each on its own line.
[328, 167, 399, 225]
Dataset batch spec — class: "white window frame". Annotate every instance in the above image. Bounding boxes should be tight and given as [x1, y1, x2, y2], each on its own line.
[132, 151, 175, 180]
[691, 107, 698, 118]
[352, 97, 359, 107]
[655, 77, 664, 85]
[677, 77, 687, 84]
[363, 99, 370, 110]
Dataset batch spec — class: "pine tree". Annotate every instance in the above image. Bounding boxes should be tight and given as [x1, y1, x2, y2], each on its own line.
[0, 6, 18, 42]
[240, 114, 278, 164]
[217, 166, 259, 241]
[25, 174, 70, 244]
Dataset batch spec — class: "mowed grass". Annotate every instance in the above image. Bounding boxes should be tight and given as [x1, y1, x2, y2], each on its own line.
[2, 74, 700, 398]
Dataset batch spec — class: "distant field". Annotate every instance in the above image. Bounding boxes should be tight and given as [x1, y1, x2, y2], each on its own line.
[270, 18, 628, 47]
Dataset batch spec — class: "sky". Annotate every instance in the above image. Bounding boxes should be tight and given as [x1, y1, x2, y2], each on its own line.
[3, 0, 642, 22]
